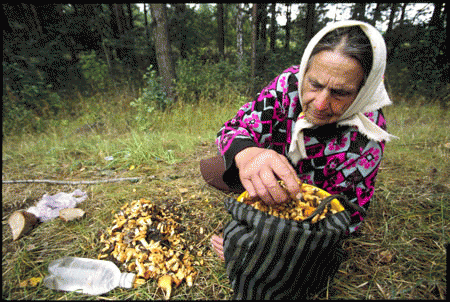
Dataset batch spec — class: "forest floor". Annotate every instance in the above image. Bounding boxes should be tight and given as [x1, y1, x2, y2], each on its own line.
[2, 101, 449, 300]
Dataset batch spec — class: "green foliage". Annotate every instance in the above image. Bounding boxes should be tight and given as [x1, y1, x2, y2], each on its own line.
[78, 51, 110, 90]
[130, 66, 170, 131]
[2, 95, 35, 136]
[385, 23, 449, 106]
[175, 55, 251, 103]
[2, 59, 68, 136]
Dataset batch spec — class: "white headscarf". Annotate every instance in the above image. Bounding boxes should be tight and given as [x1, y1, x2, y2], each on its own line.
[288, 20, 399, 165]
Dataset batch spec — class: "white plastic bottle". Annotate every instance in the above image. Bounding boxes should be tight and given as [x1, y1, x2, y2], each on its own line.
[43, 257, 136, 295]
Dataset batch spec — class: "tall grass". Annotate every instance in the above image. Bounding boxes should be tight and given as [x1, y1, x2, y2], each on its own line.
[2, 89, 243, 175]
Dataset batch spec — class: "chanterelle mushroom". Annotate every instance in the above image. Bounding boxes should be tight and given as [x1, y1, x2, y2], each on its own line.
[158, 275, 173, 300]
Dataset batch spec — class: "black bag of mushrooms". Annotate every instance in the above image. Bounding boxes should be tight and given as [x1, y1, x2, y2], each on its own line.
[223, 184, 366, 299]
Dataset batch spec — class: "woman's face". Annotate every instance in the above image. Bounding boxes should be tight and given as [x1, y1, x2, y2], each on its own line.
[301, 50, 364, 126]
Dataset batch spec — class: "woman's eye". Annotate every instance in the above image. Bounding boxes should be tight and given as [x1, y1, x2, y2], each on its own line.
[332, 90, 351, 97]
[311, 82, 322, 89]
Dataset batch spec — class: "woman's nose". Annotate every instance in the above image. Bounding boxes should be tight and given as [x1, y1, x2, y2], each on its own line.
[315, 90, 330, 111]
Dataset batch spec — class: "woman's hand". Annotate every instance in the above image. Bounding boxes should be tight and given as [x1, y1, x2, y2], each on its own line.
[235, 147, 301, 205]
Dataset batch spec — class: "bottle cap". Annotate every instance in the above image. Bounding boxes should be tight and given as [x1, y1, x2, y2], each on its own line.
[119, 272, 136, 289]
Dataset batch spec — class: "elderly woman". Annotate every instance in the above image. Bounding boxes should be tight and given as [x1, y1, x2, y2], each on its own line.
[200, 20, 397, 261]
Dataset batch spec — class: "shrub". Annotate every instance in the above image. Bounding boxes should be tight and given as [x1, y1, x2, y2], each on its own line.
[130, 65, 170, 131]
[79, 50, 110, 91]
[174, 55, 251, 103]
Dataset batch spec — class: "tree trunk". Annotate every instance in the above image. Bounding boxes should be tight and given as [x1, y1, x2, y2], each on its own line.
[269, 3, 276, 53]
[112, 4, 124, 36]
[305, 3, 315, 41]
[385, 3, 399, 64]
[259, 4, 268, 50]
[386, 3, 398, 35]
[217, 3, 225, 59]
[29, 4, 43, 35]
[398, 3, 408, 28]
[20, 4, 41, 37]
[143, 4, 149, 40]
[150, 3, 176, 101]
[370, 3, 382, 26]
[284, 4, 291, 50]
[351, 3, 367, 21]
[92, 4, 113, 78]
[126, 3, 133, 30]
[236, 3, 244, 72]
[174, 3, 188, 60]
[251, 3, 258, 95]
[430, 2, 444, 29]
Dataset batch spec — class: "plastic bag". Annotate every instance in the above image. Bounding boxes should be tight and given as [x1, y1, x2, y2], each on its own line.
[26, 189, 87, 222]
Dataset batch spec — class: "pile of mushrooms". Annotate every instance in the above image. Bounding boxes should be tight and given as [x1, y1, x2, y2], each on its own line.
[98, 198, 197, 299]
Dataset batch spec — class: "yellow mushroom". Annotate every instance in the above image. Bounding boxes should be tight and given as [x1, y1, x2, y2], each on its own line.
[185, 274, 194, 287]
[175, 268, 185, 282]
[170, 261, 179, 273]
[137, 252, 148, 262]
[128, 219, 137, 229]
[101, 243, 110, 253]
[311, 214, 320, 224]
[111, 232, 124, 243]
[97, 253, 108, 259]
[128, 262, 137, 272]
[133, 278, 146, 288]
[158, 275, 173, 300]
[172, 275, 183, 287]
[112, 242, 125, 258]
[136, 259, 146, 278]
[139, 238, 151, 250]
[111, 218, 127, 232]
[117, 251, 127, 263]
[125, 248, 136, 262]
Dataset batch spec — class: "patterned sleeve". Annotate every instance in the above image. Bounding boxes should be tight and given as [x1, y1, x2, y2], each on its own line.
[216, 66, 301, 189]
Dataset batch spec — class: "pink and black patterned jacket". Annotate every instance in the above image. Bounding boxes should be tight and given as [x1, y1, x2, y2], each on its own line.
[216, 65, 387, 232]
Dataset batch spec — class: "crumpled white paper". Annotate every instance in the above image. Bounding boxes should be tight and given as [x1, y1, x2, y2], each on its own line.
[26, 189, 88, 222]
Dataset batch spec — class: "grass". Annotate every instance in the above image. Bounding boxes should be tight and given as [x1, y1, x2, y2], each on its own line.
[2, 90, 448, 300]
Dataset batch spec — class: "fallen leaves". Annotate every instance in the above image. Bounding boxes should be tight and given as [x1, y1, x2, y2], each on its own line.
[377, 250, 394, 264]
[178, 188, 188, 194]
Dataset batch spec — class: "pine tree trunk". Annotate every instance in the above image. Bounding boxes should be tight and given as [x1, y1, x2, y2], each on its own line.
[217, 3, 225, 58]
[305, 3, 315, 41]
[251, 3, 257, 83]
[284, 4, 291, 50]
[150, 3, 176, 101]
[269, 3, 276, 53]
[236, 3, 244, 72]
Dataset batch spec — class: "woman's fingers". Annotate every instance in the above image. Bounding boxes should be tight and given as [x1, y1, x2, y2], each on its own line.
[237, 148, 301, 204]
[241, 178, 257, 199]
[271, 155, 302, 200]
[258, 167, 288, 204]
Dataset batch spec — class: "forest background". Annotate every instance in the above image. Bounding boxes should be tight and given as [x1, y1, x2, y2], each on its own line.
[2, 3, 448, 136]
[2, 3, 449, 300]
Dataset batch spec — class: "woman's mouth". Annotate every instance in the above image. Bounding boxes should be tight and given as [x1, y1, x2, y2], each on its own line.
[310, 111, 331, 120]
